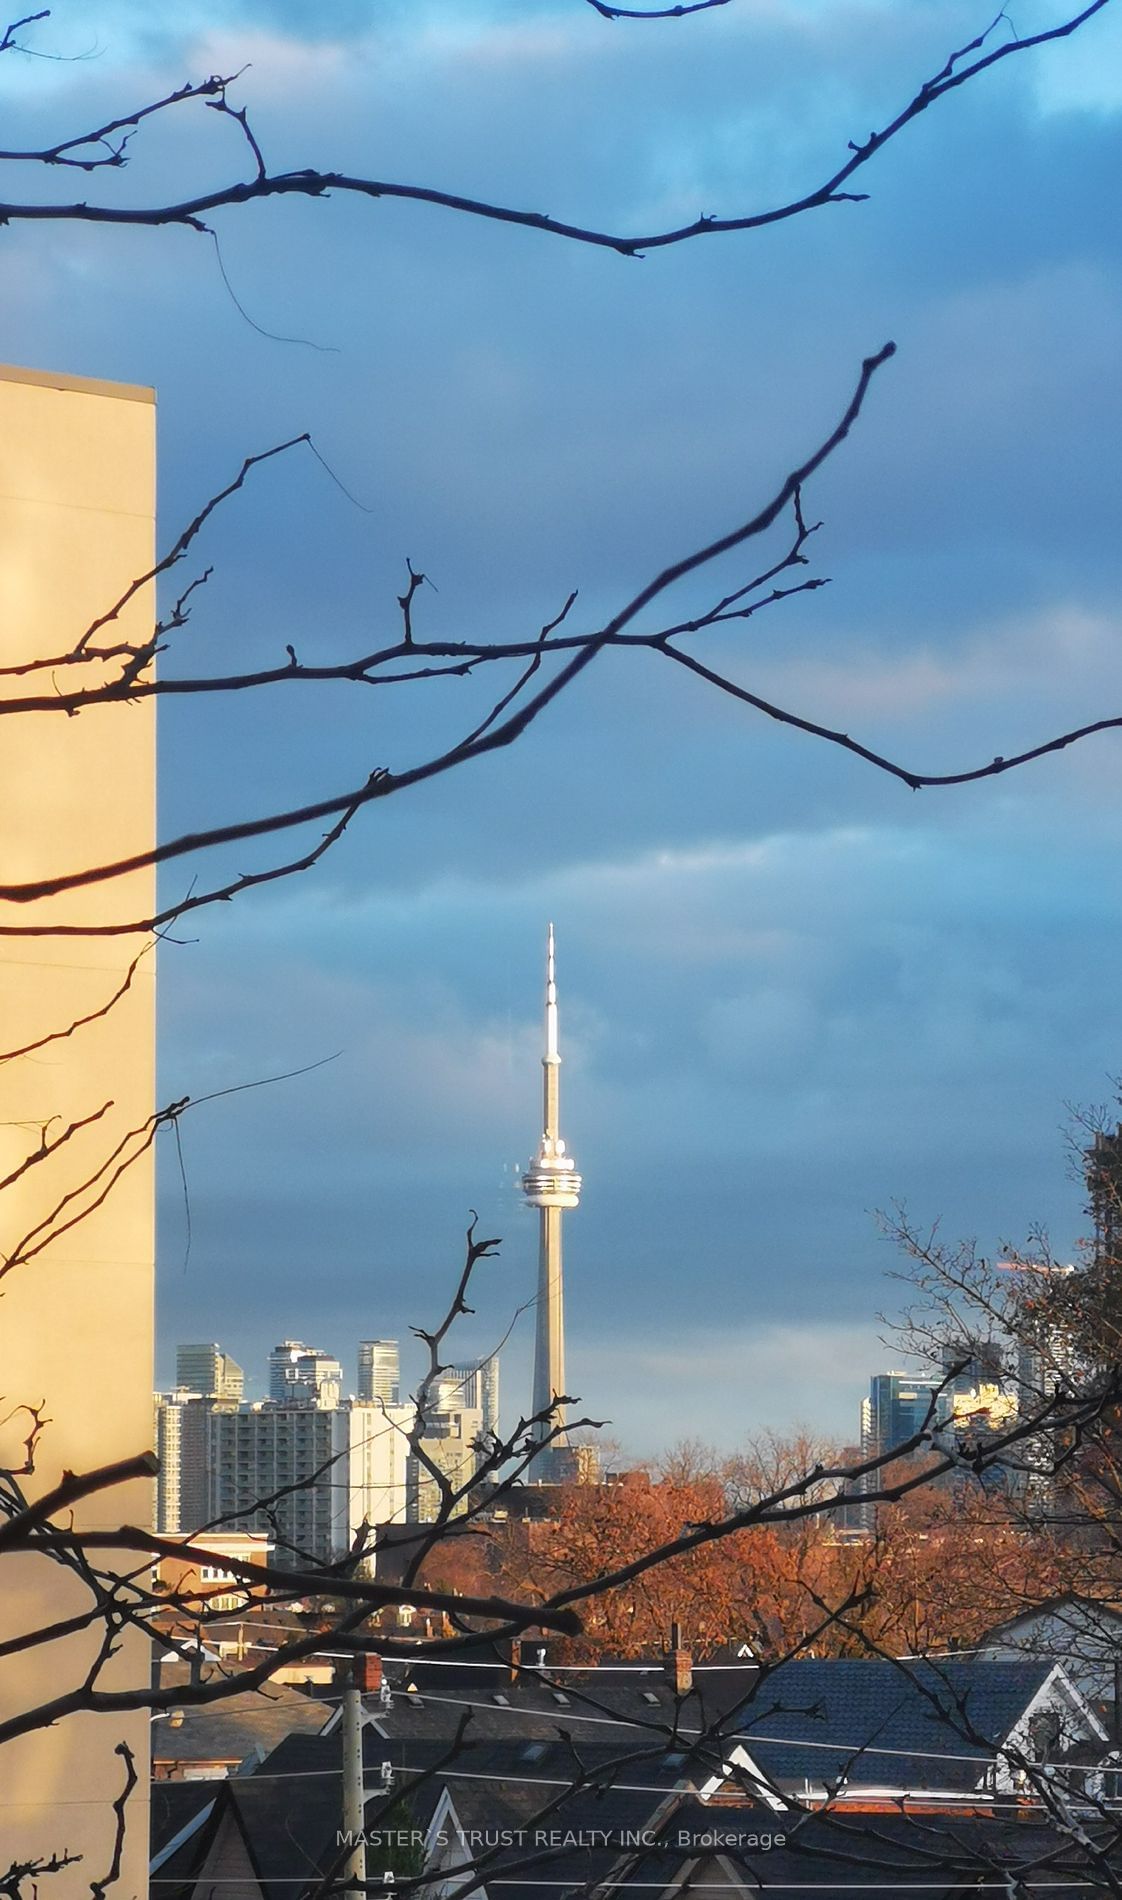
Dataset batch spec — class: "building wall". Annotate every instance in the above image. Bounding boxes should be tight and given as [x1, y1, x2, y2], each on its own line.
[0, 365, 156, 1896]
[343, 1402, 412, 1555]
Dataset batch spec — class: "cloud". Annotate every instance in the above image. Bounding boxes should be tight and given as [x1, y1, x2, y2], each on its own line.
[576, 1321, 885, 1452]
[733, 603, 1122, 725]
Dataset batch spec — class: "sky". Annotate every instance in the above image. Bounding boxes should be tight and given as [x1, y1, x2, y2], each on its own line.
[3, 0, 1121, 1456]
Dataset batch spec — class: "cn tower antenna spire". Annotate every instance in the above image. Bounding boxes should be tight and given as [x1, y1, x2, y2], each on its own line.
[523, 925, 581, 1464]
[545, 921, 559, 1070]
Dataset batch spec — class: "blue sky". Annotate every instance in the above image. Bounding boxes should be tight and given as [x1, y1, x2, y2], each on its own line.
[4, 0, 1121, 1453]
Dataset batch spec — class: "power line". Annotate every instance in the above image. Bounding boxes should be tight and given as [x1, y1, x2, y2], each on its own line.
[195, 1631, 760, 1671]
[145, 1749, 1119, 1795]
[192, 1617, 1122, 1676]
[149, 1679, 1112, 1775]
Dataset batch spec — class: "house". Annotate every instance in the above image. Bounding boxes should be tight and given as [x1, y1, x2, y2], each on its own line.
[636, 1798, 1121, 1898]
[974, 1593, 1122, 1703]
[150, 1755, 347, 1900]
[698, 1657, 1110, 1810]
[154, 1530, 274, 1613]
[150, 1679, 332, 1780]
[148, 1643, 1122, 1897]
[151, 1725, 1122, 1900]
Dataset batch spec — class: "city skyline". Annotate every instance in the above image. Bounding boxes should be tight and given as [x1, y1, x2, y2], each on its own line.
[164, 1333, 498, 1421]
[153, 911, 1104, 1452]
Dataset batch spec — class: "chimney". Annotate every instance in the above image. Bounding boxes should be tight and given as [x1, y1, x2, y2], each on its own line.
[668, 1620, 692, 1696]
[509, 1637, 522, 1682]
[355, 1652, 383, 1694]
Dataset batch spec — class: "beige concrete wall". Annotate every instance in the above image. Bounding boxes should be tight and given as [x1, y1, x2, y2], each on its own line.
[0, 365, 156, 1897]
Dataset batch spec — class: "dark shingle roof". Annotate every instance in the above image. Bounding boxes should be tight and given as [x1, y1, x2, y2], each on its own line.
[151, 1712, 1122, 1900]
[149, 1782, 222, 1900]
[149, 1781, 219, 1868]
[645, 1799, 1116, 1898]
[369, 1655, 756, 1743]
[151, 1678, 331, 1770]
[715, 1657, 1063, 1791]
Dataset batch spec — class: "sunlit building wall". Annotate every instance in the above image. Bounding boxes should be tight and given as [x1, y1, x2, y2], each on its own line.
[0, 364, 156, 1897]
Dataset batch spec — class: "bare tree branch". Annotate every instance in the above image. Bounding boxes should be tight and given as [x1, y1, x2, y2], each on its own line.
[585, 0, 730, 17]
[0, 8, 1108, 254]
[0, 341, 896, 932]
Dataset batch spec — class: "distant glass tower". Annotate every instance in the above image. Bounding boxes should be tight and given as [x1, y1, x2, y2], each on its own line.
[268, 1340, 342, 1408]
[444, 1355, 500, 1438]
[522, 926, 581, 1455]
[861, 1371, 944, 1463]
[358, 1338, 401, 1405]
[175, 1341, 244, 1400]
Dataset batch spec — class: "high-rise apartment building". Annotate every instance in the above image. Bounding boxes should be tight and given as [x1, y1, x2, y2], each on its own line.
[937, 1337, 1015, 1429]
[154, 1394, 183, 1536]
[404, 1361, 493, 1521]
[344, 1402, 413, 1538]
[482, 1354, 499, 1440]
[154, 1389, 238, 1534]
[358, 1338, 400, 1405]
[856, 1372, 945, 1532]
[176, 1341, 244, 1400]
[996, 1261, 1081, 1508]
[208, 1399, 412, 1566]
[268, 1340, 342, 1408]
[940, 1338, 1008, 1401]
[210, 1403, 338, 1563]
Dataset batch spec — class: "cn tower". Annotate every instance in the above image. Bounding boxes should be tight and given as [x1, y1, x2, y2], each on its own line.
[523, 925, 581, 1451]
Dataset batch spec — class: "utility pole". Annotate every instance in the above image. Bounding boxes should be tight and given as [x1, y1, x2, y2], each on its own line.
[341, 1661, 367, 1893]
